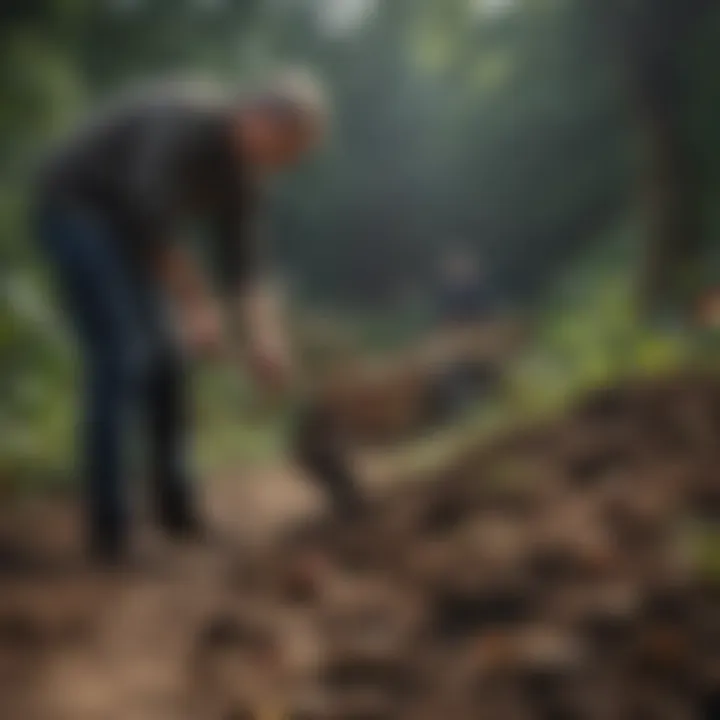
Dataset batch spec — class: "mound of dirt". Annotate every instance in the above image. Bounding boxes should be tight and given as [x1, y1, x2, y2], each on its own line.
[1, 374, 719, 719]
[247, 374, 720, 719]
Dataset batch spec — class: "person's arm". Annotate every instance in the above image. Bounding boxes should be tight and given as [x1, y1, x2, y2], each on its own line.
[155, 243, 207, 307]
[212, 170, 292, 393]
[154, 243, 223, 354]
[128, 107, 224, 354]
[239, 277, 292, 391]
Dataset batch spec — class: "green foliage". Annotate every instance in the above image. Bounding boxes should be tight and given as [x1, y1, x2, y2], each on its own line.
[507, 219, 692, 414]
[0, 0, 717, 483]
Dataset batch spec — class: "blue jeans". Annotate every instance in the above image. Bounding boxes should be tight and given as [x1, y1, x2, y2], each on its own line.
[36, 200, 195, 552]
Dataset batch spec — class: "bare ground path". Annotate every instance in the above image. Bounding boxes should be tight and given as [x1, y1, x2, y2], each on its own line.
[0, 463, 337, 720]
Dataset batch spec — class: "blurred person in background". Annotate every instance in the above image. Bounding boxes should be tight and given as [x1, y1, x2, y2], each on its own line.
[432, 245, 503, 419]
[34, 71, 327, 564]
[436, 245, 499, 327]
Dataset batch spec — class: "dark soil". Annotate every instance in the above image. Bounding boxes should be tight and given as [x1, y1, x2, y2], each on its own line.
[1, 373, 718, 719]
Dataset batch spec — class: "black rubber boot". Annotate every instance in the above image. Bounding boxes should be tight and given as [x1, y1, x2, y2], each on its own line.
[88, 519, 127, 566]
[155, 482, 204, 541]
[293, 405, 367, 521]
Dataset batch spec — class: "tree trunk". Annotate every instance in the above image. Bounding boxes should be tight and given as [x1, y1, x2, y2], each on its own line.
[595, 0, 714, 317]
[633, 50, 700, 316]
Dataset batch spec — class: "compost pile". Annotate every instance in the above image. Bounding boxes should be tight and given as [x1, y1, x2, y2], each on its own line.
[227, 374, 720, 720]
[1, 375, 719, 719]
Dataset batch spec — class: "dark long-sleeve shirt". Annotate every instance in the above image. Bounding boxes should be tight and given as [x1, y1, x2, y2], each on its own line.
[38, 80, 262, 292]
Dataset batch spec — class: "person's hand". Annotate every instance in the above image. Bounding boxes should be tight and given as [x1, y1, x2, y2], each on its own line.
[183, 302, 224, 358]
[245, 330, 293, 397]
[239, 281, 294, 399]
